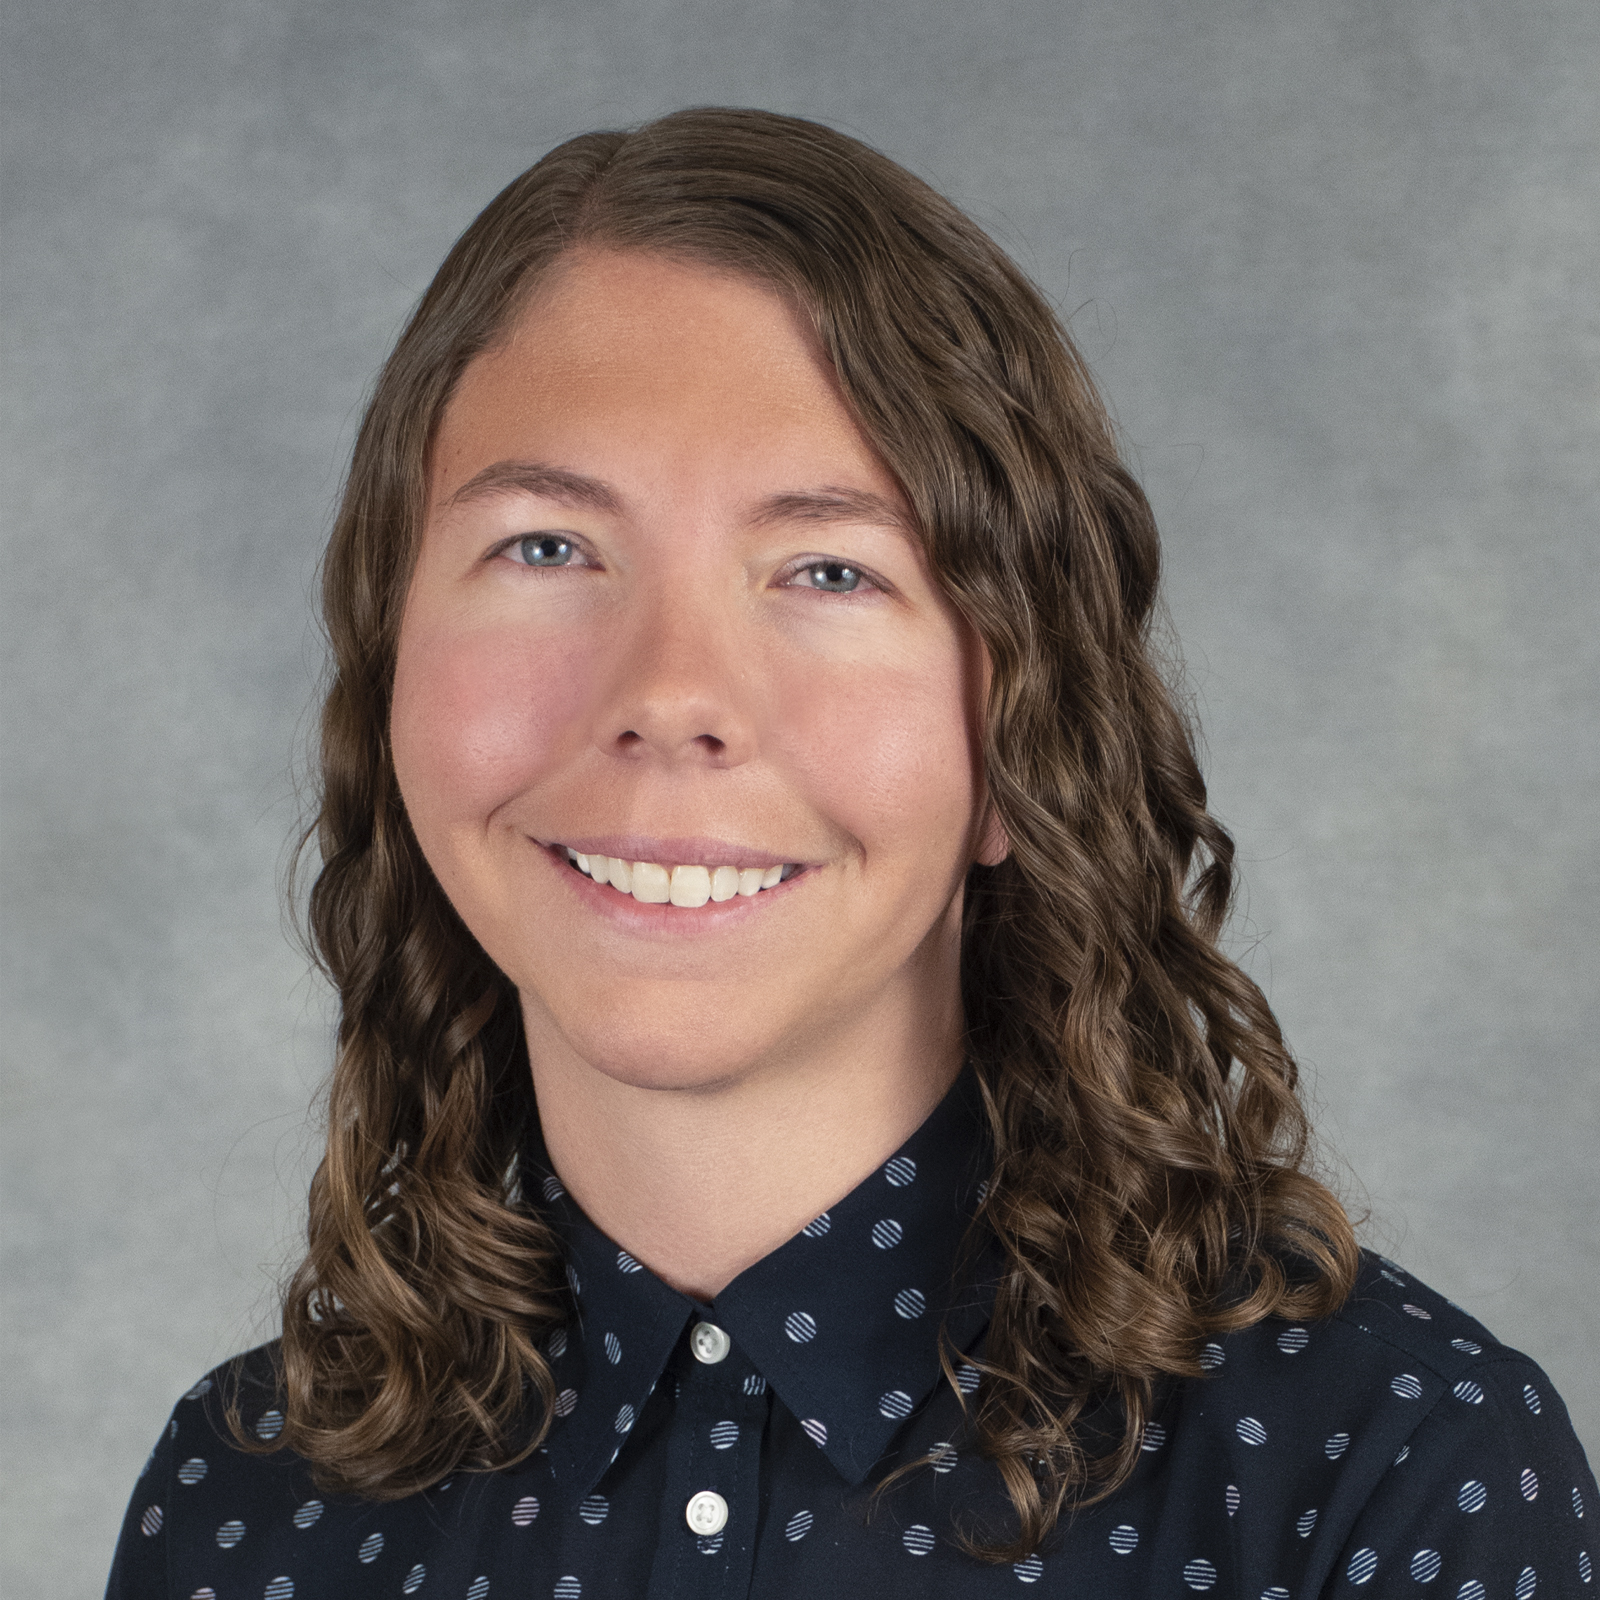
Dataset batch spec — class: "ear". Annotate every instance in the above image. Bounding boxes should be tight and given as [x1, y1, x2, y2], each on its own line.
[974, 804, 1010, 867]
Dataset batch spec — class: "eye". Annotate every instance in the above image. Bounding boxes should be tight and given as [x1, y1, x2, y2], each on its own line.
[513, 534, 579, 566]
[793, 560, 864, 594]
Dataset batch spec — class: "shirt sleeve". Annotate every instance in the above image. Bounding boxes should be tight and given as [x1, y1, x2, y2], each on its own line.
[105, 1405, 178, 1600]
[1326, 1355, 1596, 1598]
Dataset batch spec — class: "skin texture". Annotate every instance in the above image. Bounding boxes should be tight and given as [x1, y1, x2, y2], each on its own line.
[391, 250, 1005, 1299]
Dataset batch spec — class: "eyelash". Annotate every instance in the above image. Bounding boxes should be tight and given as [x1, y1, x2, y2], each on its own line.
[490, 537, 887, 597]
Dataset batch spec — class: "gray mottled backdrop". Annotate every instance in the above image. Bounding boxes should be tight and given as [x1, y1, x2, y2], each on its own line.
[3, 0, 1596, 1591]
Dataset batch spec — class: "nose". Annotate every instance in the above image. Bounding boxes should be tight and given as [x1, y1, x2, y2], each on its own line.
[596, 590, 758, 769]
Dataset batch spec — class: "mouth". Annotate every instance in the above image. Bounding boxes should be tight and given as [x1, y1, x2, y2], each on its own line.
[555, 846, 804, 908]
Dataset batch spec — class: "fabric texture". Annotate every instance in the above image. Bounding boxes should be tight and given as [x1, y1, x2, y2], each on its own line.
[107, 1074, 1596, 1598]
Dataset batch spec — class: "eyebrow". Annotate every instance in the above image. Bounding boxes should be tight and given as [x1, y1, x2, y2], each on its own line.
[747, 486, 914, 537]
[446, 461, 622, 514]
[446, 460, 912, 536]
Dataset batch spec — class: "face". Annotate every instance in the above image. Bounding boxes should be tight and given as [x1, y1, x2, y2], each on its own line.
[391, 249, 1002, 1094]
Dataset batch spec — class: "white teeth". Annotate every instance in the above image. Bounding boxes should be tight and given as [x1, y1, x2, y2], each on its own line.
[630, 861, 671, 903]
[669, 865, 712, 907]
[565, 847, 796, 906]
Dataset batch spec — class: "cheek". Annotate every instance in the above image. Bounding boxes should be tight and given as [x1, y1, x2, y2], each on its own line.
[391, 621, 594, 830]
[773, 644, 979, 863]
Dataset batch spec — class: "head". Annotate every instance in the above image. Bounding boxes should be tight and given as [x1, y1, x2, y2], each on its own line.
[283, 107, 1355, 1555]
[390, 245, 1004, 1102]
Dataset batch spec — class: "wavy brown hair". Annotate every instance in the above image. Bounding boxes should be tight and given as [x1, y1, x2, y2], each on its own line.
[257, 106, 1358, 1560]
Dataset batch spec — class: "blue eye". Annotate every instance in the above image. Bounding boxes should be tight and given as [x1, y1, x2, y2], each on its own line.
[801, 562, 862, 593]
[518, 535, 575, 565]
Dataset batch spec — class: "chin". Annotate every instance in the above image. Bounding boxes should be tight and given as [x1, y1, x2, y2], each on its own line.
[540, 1000, 796, 1094]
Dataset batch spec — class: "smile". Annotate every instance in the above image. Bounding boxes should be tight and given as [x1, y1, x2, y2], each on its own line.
[561, 847, 801, 908]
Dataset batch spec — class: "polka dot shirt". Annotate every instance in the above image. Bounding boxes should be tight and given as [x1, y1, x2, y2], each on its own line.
[108, 1072, 1596, 1598]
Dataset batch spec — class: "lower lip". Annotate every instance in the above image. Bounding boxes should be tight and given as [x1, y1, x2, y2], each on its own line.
[541, 845, 803, 932]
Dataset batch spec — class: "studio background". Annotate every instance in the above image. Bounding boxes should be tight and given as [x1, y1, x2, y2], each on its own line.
[3, 0, 1596, 1592]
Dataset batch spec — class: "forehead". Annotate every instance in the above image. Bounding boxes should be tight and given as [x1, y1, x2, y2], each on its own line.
[429, 250, 902, 513]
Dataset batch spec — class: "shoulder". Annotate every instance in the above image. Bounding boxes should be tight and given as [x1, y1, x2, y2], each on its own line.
[1148, 1251, 1594, 1595]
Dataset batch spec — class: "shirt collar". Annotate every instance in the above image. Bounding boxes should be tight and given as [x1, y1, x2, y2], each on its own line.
[525, 1067, 994, 1492]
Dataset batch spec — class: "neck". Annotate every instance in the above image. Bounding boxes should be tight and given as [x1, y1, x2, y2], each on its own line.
[524, 983, 965, 1303]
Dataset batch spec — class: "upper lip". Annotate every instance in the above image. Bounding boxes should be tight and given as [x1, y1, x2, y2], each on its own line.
[537, 834, 799, 870]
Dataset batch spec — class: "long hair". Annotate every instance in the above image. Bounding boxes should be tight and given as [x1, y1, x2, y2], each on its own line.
[261, 106, 1357, 1560]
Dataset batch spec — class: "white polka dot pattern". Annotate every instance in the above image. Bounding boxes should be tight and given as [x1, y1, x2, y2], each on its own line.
[264, 1579, 293, 1600]
[109, 1150, 1596, 1600]
[785, 1312, 817, 1343]
[801, 1213, 831, 1238]
[1412, 1549, 1442, 1582]
[1348, 1547, 1379, 1584]
[884, 1157, 917, 1187]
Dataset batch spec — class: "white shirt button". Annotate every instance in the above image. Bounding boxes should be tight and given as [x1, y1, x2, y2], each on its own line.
[690, 1321, 732, 1364]
[685, 1490, 729, 1536]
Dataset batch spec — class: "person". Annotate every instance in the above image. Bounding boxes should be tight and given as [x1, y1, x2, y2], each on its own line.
[106, 107, 1594, 1599]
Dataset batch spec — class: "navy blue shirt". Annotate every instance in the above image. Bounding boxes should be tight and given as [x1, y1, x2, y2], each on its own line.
[108, 1073, 1595, 1597]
